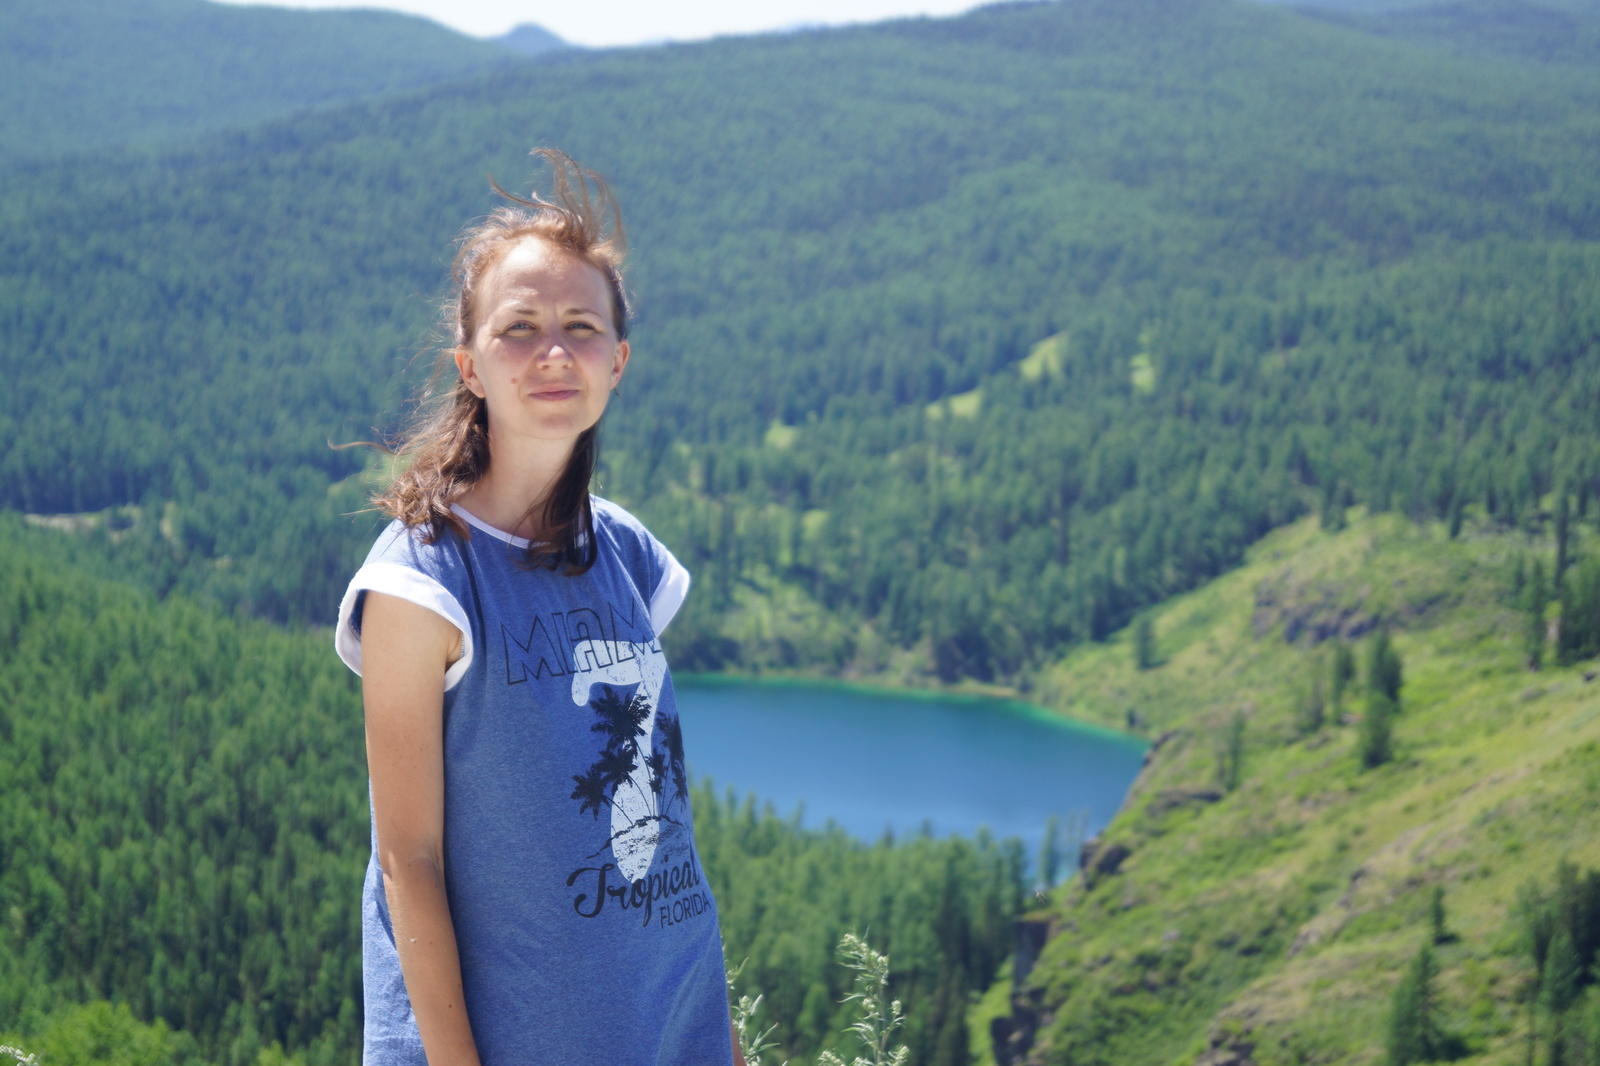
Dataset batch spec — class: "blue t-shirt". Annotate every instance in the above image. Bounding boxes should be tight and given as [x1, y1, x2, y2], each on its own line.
[335, 498, 733, 1066]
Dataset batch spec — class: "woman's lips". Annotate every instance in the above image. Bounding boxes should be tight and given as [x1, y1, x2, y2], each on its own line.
[531, 388, 580, 401]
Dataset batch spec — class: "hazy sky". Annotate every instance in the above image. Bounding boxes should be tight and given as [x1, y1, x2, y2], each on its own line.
[209, 0, 984, 47]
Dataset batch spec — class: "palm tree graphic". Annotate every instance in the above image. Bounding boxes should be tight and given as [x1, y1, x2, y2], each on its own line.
[657, 712, 688, 814]
[570, 685, 688, 829]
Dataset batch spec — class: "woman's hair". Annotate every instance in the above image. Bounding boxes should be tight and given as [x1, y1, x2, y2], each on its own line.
[373, 148, 629, 573]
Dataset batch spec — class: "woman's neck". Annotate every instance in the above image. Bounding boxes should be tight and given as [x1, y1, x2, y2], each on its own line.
[456, 431, 575, 540]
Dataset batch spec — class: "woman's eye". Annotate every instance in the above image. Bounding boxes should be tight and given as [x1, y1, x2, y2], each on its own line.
[505, 322, 534, 334]
[567, 322, 598, 334]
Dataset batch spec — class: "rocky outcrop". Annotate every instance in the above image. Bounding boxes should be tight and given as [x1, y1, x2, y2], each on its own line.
[992, 917, 1053, 1065]
[1194, 1022, 1257, 1066]
[1081, 837, 1131, 880]
[1251, 574, 1380, 643]
[1146, 785, 1224, 815]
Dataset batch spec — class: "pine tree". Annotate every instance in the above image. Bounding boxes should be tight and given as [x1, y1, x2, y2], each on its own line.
[1528, 559, 1549, 671]
[1547, 932, 1584, 1017]
[1558, 864, 1600, 982]
[1577, 989, 1600, 1066]
[1557, 494, 1572, 591]
[1360, 690, 1397, 769]
[1298, 671, 1327, 737]
[1388, 944, 1441, 1066]
[786, 509, 805, 572]
[1558, 560, 1600, 666]
[1331, 642, 1356, 715]
[1321, 481, 1347, 533]
[1431, 885, 1451, 945]
[1039, 815, 1061, 890]
[1519, 880, 1557, 977]
[1134, 616, 1156, 671]
[1216, 709, 1246, 792]
[1368, 628, 1404, 704]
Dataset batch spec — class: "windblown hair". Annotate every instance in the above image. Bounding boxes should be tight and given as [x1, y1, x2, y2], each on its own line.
[373, 148, 629, 573]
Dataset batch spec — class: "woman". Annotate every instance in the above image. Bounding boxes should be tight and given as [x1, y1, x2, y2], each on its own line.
[335, 150, 742, 1066]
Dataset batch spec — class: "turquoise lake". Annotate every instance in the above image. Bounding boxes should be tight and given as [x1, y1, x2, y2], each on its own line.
[675, 679, 1147, 855]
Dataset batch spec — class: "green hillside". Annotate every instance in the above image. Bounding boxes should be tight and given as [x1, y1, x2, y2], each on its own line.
[978, 509, 1600, 1064]
[3, 0, 1597, 675]
[0, 0, 521, 161]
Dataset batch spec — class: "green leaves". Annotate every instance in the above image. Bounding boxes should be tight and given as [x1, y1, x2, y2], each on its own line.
[816, 933, 910, 1066]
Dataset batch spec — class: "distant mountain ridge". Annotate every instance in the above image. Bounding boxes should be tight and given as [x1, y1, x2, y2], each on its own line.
[1300, 0, 1600, 63]
[0, 0, 521, 161]
[5, 0, 1591, 167]
[494, 22, 571, 55]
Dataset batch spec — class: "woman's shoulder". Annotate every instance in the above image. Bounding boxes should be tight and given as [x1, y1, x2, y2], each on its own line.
[589, 495, 673, 565]
[362, 514, 467, 568]
[589, 495, 691, 634]
[589, 494, 651, 539]
[347, 516, 475, 626]
[335, 516, 475, 683]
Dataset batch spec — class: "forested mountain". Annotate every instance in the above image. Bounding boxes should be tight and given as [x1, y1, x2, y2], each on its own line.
[0, 0, 522, 161]
[2, 0, 1597, 684]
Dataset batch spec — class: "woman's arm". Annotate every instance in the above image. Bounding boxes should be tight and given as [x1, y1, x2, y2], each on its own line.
[361, 591, 481, 1066]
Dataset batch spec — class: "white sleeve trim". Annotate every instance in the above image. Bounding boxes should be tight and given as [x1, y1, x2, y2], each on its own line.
[649, 552, 691, 635]
[335, 562, 474, 691]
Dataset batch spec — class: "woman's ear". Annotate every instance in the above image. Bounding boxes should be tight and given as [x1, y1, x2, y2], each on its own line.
[454, 346, 486, 398]
[611, 340, 631, 389]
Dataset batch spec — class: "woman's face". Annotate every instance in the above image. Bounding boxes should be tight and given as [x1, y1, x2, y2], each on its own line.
[455, 237, 629, 449]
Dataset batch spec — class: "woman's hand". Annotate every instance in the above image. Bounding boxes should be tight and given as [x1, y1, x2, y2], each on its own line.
[362, 591, 481, 1066]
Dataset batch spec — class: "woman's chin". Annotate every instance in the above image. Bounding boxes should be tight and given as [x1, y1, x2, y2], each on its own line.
[500, 414, 604, 445]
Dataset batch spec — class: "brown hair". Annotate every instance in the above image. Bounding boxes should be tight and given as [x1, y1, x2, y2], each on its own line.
[373, 148, 629, 573]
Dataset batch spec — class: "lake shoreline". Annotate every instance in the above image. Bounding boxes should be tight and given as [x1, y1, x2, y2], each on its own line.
[675, 676, 1148, 849]
[674, 668, 1146, 747]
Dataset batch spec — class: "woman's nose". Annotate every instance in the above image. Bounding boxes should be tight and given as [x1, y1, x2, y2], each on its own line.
[537, 341, 574, 366]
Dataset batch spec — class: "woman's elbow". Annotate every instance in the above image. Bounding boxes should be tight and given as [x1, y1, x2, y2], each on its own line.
[379, 841, 447, 891]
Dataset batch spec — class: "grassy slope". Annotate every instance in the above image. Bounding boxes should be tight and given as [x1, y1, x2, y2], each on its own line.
[993, 510, 1599, 1064]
